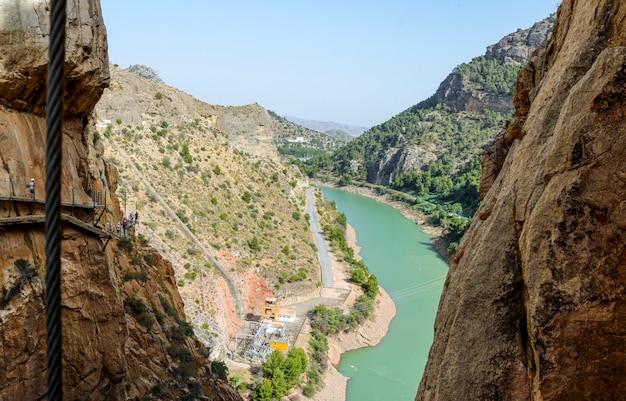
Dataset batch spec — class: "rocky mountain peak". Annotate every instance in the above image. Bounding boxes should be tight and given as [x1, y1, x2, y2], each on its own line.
[485, 14, 556, 64]
[127, 64, 165, 83]
[432, 15, 555, 114]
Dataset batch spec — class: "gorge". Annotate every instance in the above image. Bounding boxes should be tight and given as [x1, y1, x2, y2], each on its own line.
[1, 0, 624, 399]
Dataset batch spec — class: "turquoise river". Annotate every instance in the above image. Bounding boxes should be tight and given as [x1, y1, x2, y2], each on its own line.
[321, 187, 449, 401]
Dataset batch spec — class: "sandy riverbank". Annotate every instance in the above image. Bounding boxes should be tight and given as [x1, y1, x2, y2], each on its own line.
[311, 223, 397, 401]
[310, 182, 454, 401]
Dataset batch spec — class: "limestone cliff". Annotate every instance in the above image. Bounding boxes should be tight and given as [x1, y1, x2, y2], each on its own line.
[0, 1, 241, 400]
[417, 1, 626, 400]
[368, 145, 436, 186]
[485, 15, 556, 65]
[432, 16, 554, 114]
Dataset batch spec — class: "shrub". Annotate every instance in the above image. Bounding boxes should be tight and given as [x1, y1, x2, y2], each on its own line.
[167, 344, 193, 363]
[124, 269, 148, 282]
[143, 254, 155, 266]
[14, 259, 37, 283]
[288, 269, 307, 282]
[155, 92, 163, 100]
[117, 236, 133, 252]
[124, 296, 149, 314]
[179, 320, 194, 336]
[350, 268, 367, 285]
[124, 297, 153, 329]
[0, 285, 21, 309]
[180, 143, 193, 163]
[161, 156, 171, 168]
[146, 190, 157, 202]
[173, 361, 195, 381]
[248, 236, 259, 252]
[303, 381, 315, 397]
[151, 382, 168, 397]
[211, 360, 229, 381]
[186, 381, 203, 400]
[363, 274, 379, 298]
[176, 209, 189, 224]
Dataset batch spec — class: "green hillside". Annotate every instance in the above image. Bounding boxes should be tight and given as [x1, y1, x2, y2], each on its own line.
[300, 56, 523, 253]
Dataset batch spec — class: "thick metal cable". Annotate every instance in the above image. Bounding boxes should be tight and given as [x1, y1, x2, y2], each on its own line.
[45, 1, 66, 400]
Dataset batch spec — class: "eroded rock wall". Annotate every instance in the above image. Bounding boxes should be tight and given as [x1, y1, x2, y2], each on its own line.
[0, 0, 109, 117]
[0, 1, 241, 400]
[417, 1, 626, 400]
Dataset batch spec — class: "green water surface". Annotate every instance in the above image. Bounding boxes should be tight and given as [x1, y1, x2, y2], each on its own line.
[321, 187, 448, 401]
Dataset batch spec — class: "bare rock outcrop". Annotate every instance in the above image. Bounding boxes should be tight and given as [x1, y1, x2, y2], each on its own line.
[485, 15, 556, 65]
[368, 145, 436, 186]
[0, 0, 109, 117]
[417, 1, 626, 400]
[433, 16, 555, 114]
[0, 1, 241, 400]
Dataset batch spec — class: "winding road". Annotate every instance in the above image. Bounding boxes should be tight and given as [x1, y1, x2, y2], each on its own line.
[307, 188, 334, 288]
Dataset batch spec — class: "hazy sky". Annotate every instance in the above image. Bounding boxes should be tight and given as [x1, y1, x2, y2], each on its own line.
[102, 1, 559, 128]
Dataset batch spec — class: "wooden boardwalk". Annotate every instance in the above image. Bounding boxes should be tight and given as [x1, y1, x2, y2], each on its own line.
[0, 213, 111, 239]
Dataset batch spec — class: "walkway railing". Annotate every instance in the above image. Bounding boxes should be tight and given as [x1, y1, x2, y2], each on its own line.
[1, 179, 110, 226]
[1, 178, 107, 209]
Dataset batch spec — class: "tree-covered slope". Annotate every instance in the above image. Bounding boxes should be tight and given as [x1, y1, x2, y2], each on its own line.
[302, 17, 554, 253]
[310, 55, 521, 213]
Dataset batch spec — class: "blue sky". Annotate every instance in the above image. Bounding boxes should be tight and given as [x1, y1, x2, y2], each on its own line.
[102, 1, 560, 128]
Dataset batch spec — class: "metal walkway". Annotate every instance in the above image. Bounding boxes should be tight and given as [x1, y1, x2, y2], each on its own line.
[0, 195, 107, 210]
[0, 213, 111, 239]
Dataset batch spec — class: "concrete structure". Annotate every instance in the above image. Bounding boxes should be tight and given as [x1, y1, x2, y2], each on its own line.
[232, 298, 299, 362]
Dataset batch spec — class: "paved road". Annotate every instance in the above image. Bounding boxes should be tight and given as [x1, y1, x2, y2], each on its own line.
[307, 189, 334, 288]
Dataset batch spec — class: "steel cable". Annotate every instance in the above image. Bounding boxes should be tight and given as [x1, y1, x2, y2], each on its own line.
[45, 1, 66, 400]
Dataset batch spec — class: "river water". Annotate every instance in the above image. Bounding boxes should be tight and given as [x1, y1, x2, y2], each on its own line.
[320, 187, 448, 401]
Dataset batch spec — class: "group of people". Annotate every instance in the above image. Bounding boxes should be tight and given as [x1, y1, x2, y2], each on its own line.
[115, 211, 139, 237]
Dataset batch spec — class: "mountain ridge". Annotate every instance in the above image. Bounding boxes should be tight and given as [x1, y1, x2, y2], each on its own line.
[286, 115, 367, 136]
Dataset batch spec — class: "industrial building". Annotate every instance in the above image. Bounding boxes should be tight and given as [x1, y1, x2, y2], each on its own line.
[232, 298, 300, 362]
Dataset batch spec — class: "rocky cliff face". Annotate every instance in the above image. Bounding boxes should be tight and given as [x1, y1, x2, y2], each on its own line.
[369, 145, 436, 186]
[0, 0, 109, 117]
[485, 15, 556, 65]
[417, 1, 626, 400]
[0, 1, 241, 400]
[433, 16, 554, 114]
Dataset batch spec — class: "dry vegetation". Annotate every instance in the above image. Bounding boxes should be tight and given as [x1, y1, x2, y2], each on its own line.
[94, 66, 320, 354]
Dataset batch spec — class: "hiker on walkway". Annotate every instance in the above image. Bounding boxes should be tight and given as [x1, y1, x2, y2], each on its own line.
[134, 211, 139, 225]
[122, 218, 128, 236]
[28, 178, 35, 199]
[130, 211, 136, 223]
[116, 222, 121, 236]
